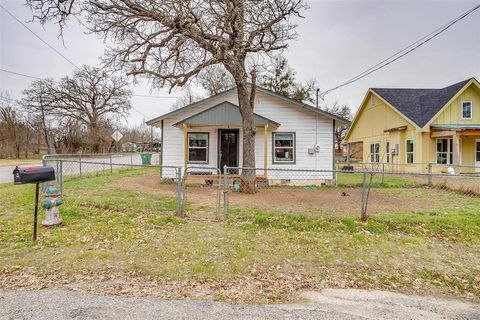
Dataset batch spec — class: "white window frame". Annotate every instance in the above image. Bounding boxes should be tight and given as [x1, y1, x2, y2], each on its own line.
[436, 138, 453, 165]
[371, 95, 376, 105]
[273, 132, 296, 164]
[370, 142, 380, 163]
[406, 139, 414, 164]
[461, 101, 473, 120]
[187, 132, 209, 164]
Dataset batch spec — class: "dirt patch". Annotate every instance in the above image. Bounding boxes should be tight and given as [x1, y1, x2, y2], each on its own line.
[115, 173, 454, 216]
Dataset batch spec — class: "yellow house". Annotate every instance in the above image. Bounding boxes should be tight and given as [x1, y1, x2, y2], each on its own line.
[344, 77, 480, 173]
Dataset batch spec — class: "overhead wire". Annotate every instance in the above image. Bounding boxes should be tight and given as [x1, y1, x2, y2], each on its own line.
[319, 4, 480, 99]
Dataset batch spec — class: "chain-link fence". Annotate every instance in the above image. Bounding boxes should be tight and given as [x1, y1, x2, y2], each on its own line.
[336, 161, 480, 175]
[42, 154, 182, 215]
[223, 166, 480, 220]
[38, 154, 480, 221]
[180, 166, 226, 220]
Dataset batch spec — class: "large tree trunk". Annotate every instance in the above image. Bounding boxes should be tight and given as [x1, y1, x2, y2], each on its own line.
[235, 79, 257, 194]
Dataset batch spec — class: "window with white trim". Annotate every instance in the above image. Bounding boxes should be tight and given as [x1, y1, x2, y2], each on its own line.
[461, 101, 472, 119]
[436, 138, 453, 164]
[370, 143, 380, 163]
[406, 139, 414, 164]
[273, 132, 295, 163]
[188, 133, 209, 163]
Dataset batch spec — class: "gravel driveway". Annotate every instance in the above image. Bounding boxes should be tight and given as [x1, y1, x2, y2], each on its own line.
[0, 289, 478, 320]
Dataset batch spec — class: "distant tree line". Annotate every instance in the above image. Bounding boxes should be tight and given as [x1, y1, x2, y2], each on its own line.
[0, 66, 132, 158]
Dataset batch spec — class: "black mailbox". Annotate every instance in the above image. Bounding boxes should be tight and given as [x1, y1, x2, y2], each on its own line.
[13, 166, 55, 185]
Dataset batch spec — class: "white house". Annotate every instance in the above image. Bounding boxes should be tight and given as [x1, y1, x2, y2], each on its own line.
[146, 86, 350, 183]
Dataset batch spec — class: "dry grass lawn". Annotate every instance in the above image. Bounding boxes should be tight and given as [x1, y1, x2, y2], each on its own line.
[1, 168, 479, 303]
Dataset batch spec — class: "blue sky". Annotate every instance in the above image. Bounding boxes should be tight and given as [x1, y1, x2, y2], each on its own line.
[1, 0, 479, 125]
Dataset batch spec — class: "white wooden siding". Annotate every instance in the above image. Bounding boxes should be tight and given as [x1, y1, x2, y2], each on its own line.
[159, 90, 334, 179]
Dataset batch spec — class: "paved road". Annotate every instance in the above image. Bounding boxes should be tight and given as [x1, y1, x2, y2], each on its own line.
[0, 289, 478, 320]
[0, 154, 160, 184]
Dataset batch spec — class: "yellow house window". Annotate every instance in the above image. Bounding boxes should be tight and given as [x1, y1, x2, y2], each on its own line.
[386, 142, 390, 163]
[406, 139, 414, 164]
[436, 138, 453, 164]
[461, 101, 472, 119]
[370, 143, 380, 162]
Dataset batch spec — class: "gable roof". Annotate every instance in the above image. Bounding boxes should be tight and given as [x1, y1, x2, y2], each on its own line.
[371, 78, 476, 128]
[146, 85, 351, 126]
[173, 101, 280, 127]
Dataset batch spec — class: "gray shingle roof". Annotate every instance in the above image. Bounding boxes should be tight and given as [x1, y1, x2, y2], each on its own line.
[146, 85, 351, 126]
[371, 78, 474, 128]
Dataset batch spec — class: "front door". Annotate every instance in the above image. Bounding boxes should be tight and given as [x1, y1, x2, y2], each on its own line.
[218, 129, 239, 172]
[476, 139, 480, 172]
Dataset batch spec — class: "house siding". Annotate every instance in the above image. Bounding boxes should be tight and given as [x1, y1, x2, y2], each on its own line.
[346, 81, 480, 173]
[430, 85, 480, 125]
[157, 90, 334, 180]
[346, 91, 418, 165]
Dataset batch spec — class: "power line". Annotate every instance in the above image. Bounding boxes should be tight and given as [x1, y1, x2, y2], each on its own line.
[0, 4, 80, 69]
[0, 68, 42, 80]
[0, 6, 180, 101]
[320, 4, 480, 99]
[0, 68, 179, 99]
[133, 94, 179, 99]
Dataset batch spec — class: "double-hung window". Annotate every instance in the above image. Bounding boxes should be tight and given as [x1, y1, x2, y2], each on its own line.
[461, 101, 472, 119]
[406, 139, 414, 164]
[370, 143, 380, 163]
[273, 132, 295, 163]
[436, 138, 453, 164]
[188, 133, 209, 163]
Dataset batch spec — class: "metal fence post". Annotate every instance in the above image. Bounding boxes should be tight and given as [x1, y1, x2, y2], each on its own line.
[110, 154, 113, 173]
[176, 167, 183, 216]
[360, 171, 368, 221]
[381, 163, 385, 185]
[59, 160, 63, 196]
[427, 163, 432, 186]
[223, 166, 229, 218]
[79, 154, 82, 178]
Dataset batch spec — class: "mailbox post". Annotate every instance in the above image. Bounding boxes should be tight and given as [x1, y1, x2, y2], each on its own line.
[13, 166, 56, 241]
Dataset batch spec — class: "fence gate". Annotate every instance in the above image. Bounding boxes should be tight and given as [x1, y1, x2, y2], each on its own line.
[181, 166, 226, 220]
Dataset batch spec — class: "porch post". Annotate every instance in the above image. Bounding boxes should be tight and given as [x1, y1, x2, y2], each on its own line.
[183, 124, 188, 170]
[264, 124, 268, 178]
[452, 131, 461, 166]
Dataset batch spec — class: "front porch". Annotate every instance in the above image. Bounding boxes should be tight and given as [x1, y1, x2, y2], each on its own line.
[430, 125, 480, 173]
[174, 101, 280, 175]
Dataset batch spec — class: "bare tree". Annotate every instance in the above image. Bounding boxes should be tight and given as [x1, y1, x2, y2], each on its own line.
[53, 66, 132, 152]
[0, 92, 26, 158]
[322, 101, 352, 152]
[171, 85, 203, 111]
[20, 78, 57, 154]
[198, 65, 235, 96]
[28, 0, 307, 192]
[261, 55, 316, 104]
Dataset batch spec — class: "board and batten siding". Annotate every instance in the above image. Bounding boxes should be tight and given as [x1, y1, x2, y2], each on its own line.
[160, 90, 334, 179]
